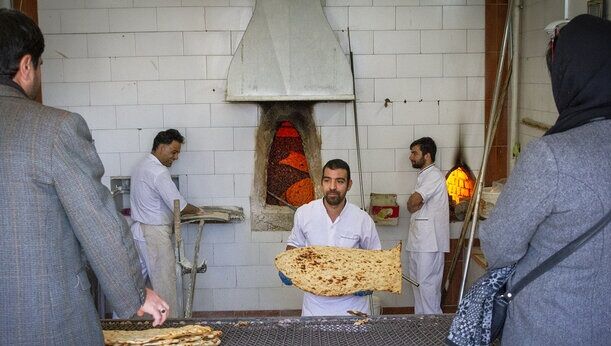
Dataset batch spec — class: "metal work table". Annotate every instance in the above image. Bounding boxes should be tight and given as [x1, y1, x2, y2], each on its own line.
[102, 314, 454, 345]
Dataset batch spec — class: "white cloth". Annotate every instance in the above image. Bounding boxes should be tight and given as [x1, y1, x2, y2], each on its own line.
[286, 199, 381, 316]
[130, 154, 187, 226]
[408, 251, 444, 314]
[130, 222, 149, 280]
[407, 164, 450, 253]
[113, 217, 148, 320]
[140, 224, 180, 318]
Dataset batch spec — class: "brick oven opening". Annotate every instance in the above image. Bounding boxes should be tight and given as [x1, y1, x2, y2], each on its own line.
[251, 102, 322, 231]
[445, 162, 476, 221]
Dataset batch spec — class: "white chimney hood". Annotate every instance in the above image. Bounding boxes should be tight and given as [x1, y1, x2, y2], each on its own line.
[226, 0, 355, 102]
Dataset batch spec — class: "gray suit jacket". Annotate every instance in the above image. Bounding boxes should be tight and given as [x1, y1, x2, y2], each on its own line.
[480, 120, 611, 345]
[0, 84, 146, 345]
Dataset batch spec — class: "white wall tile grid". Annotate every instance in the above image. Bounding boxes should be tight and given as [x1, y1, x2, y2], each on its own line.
[40, 2, 488, 312]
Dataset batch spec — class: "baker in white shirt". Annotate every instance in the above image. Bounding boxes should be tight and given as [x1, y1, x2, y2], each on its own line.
[406, 137, 449, 315]
[130, 129, 202, 318]
[282, 159, 381, 316]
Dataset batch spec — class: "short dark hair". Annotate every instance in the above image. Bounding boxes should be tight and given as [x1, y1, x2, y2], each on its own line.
[0, 9, 45, 78]
[152, 129, 184, 151]
[410, 137, 437, 162]
[322, 159, 351, 181]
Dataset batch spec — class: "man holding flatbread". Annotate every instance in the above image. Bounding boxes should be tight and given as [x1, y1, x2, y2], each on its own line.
[280, 159, 381, 316]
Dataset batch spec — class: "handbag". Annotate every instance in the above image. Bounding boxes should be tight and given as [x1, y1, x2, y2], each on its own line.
[447, 210, 610, 346]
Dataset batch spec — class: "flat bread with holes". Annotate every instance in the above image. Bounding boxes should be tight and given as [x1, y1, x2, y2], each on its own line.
[275, 242, 402, 296]
[103, 325, 221, 345]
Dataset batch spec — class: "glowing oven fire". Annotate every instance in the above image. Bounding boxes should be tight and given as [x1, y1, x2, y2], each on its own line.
[445, 163, 476, 221]
[266, 121, 315, 207]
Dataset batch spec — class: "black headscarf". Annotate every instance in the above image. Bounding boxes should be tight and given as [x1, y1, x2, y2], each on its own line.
[546, 14, 611, 136]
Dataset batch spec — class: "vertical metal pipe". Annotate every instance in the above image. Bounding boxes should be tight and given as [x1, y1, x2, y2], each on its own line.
[458, 0, 515, 303]
[347, 28, 366, 209]
[348, 30, 370, 315]
[509, 1, 522, 171]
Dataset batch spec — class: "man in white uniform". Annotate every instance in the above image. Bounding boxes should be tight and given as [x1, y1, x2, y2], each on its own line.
[130, 129, 202, 318]
[282, 159, 381, 316]
[406, 137, 449, 314]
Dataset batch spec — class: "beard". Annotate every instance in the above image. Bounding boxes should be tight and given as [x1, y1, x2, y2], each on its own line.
[162, 159, 174, 167]
[411, 157, 425, 169]
[324, 191, 344, 206]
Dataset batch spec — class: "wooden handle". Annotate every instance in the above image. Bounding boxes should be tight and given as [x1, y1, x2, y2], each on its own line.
[173, 199, 181, 244]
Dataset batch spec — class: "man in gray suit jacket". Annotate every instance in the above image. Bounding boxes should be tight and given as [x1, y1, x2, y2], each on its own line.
[0, 9, 169, 345]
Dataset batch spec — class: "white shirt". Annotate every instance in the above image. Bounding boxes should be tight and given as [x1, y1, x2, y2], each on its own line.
[407, 164, 450, 253]
[130, 154, 187, 226]
[286, 199, 381, 316]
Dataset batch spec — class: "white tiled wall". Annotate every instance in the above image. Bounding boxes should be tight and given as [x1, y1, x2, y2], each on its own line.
[39, 2, 487, 312]
[517, 0, 591, 146]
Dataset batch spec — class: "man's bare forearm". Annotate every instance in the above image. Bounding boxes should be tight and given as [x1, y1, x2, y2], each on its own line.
[407, 192, 423, 213]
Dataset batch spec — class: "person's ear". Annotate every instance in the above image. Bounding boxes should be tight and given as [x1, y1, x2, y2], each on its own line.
[21, 55, 35, 80]
[347, 179, 352, 192]
[13, 54, 35, 86]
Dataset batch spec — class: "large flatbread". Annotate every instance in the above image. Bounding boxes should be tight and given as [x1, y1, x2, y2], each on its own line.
[275, 242, 402, 296]
[103, 325, 221, 346]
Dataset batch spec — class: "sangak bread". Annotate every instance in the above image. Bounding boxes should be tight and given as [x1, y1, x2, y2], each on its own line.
[275, 242, 402, 296]
[103, 325, 221, 346]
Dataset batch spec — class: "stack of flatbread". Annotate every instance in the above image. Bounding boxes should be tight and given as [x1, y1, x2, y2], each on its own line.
[103, 325, 222, 346]
[275, 242, 402, 296]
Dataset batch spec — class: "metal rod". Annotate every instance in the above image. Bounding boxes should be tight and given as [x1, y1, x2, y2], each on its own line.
[457, 0, 515, 303]
[509, 0, 523, 171]
[347, 27, 366, 210]
[521, 117, 552, 131]
[347, 27, 373, 313]
[266, 191, 297, 211]
[442, 198, 475, 300]
[402, 274, 420, 287]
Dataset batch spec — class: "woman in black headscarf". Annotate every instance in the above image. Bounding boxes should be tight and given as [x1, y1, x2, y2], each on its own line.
[479, 14, 611, 345]
[546, 14, 611, 135]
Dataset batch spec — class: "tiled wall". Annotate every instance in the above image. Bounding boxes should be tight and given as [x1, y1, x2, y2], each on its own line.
[38, 0, 485, 312]
[517, 0, 592, 146]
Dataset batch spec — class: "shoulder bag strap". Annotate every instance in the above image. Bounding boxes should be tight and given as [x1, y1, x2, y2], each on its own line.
[505, 209, 611, 300]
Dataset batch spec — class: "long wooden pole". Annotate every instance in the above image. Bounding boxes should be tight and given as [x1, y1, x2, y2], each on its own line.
[173, 199, 184, 317]
[185, 219, 204, 318]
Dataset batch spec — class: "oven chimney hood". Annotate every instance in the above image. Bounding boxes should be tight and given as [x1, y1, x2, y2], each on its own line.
[226, 0, 354, 102]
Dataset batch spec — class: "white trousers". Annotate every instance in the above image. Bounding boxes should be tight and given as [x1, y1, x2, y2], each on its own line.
[408, 251, 444, 315]
[141, 224, 179, 318]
